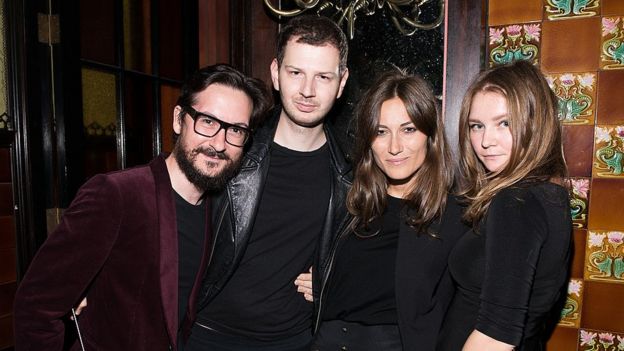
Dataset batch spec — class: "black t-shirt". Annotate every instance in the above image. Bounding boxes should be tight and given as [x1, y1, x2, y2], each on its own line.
[322, 195, 402, 325]
[199, 141, 331, 340]
[175, 191, 207, 326]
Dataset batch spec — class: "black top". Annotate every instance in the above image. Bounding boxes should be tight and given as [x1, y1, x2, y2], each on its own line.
[438, 182, 572, 350]
[199, 142, 331, 340]
[322, 195, 402, 324]
[175, 191, 207, 326]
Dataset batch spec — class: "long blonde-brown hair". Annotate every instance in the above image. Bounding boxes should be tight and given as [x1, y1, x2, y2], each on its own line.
[458, 61, 567, 226]
[347, 70, 453, 235]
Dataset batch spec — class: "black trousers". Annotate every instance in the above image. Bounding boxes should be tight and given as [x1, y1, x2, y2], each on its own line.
[311, 320, 403, 351]
[183, 322, 313, 351]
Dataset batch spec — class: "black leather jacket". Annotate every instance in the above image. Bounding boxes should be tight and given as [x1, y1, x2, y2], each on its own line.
[197, 108, 353, 310]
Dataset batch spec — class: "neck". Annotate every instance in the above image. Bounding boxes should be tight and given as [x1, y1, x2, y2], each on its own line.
[165, 155, 205, 205]
[273, 111, 327, 151]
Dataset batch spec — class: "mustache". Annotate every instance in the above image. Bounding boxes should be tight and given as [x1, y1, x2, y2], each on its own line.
[193, 146, 229, 160]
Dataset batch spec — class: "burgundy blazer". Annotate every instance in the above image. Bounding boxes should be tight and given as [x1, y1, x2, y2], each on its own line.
[14, 155, 209, 350]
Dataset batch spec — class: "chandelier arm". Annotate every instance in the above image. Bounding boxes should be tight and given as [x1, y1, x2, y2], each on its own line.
[263, 0, 319, 17]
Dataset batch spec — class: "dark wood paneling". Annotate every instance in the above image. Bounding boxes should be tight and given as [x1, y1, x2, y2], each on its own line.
[443, 0, 485, 159]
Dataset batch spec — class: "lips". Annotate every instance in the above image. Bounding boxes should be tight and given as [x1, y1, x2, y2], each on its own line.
[294, 100, 318, 113]
[387, 157, 408, 166]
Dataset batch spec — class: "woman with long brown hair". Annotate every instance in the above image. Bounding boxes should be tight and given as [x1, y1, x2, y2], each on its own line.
[437, 60, 572, 351]
[299, 70, 467, 350]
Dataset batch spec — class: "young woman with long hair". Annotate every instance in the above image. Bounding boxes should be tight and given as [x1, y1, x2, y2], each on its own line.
[437, 60, 572, 351]
[298, 70, 468, 350]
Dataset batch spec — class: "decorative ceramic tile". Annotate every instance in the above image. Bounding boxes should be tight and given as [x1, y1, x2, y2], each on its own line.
[488, 23, 541, 67]
[593, 125, 624, 177]
[601, 17, 624, 70]
[571, 178, 591, 228]
[585, 230, 624, 283]
[488, 0, 543, 26]
[541, 17, 601, 73]
[581, 281, 624, 329]
[559, 279, 584, 328]
[587, 178, 624, 231]
[579, 329, 624, 350]
[546, 72, 596, 124]
[573, 229, 589, 277]
[545, 0, 600, 21]
[547, 326, 581, 350]
[564, 125, 595, 177]
[602, 0, 624, 16]
[597, 70, 624, 125]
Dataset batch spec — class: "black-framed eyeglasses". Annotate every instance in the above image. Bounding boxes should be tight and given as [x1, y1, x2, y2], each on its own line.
[184, 106, 252, 147]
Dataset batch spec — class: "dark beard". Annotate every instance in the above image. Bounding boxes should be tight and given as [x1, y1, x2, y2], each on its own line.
[173, 143, 243, 193]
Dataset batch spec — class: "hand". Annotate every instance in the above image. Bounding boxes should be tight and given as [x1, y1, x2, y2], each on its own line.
[294, 267, 313, 302]
[70, 297, 88, 320]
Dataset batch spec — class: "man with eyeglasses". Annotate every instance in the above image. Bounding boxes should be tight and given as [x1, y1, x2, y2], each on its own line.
[185, 15, 351, 351]
[13, 64, 270, 351]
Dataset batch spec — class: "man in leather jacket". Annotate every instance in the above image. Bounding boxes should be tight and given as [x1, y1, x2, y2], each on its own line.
[184, 16, 352, 350]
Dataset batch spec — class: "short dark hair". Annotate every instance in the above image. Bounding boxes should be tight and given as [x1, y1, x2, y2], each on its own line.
[276, 15, 348, 74]
[176, 64, 271, 130]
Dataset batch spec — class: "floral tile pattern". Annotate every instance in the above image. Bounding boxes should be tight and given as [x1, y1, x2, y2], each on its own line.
[571, 178, 591, 228]
[559, 279, 584, 327]
[545, 0, 600, 21]
[593, 125, 624, 177]
[488, 23, 541, 67]
[585, 231, 624, 283]
[601, 17, 624, 70]
[546, 73, 596, 125]
[579, 329, 624, 350]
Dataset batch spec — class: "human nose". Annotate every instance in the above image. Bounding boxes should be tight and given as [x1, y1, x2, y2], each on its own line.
[299, 76, 315, 98]
[210, 127, 227, 152]
[481, 127, 497, 148]
[388, 133, 403, 155]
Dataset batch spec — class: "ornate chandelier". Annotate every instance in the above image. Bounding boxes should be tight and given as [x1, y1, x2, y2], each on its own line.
[263, 0, 445, 39]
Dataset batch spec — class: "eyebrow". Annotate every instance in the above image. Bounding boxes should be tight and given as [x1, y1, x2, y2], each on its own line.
[283, 65, 338, 77]
[377, 121, 415, 128]
[468, 113, 508, 123]
[196, 111, 250, 128]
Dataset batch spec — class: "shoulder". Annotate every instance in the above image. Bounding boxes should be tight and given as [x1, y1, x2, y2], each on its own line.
[491, 182, 568, 213]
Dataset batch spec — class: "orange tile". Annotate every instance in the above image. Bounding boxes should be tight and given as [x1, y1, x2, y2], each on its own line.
[541, 17, 601, 73]
[560, 279, 584, 328]
[571, 229, 587, 278]
[488, 23, 541, 67]
[547, 326, 579, 351]
[600, 16, 624, 70]
[578, 329, 624, 350]
[563, 126, 595, 177]
[544, 0, 600, 21]
[547, 73, 597, 125]
[581, 281, 624, 330]
[571, 178, 591, 229]
[584, 230, 624, 284]
[592, 125, 624, 178]
[597, 70, 624, 124]
[587, 178, 624, 230]
[603, 0, 624, 16]
[488, 0, 543, 26]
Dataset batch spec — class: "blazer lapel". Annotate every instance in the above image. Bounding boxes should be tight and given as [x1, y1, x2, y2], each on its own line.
[151, 155, 178, 348]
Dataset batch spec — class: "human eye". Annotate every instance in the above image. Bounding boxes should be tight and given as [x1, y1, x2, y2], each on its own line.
[376, 128, 388, 136]
[500, 120, 510, 127]
[402, 126, 418, 134]
[317, 74, 332, 81]
[228, 126, 246, 136]
[198, 116, 215, 126]
[288, 70, 301, 77]
[468, 123, 483, 131]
